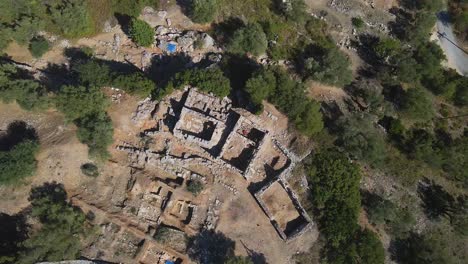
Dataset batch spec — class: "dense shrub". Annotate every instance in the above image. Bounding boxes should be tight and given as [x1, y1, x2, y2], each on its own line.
[244, 67, 323, 135]
[80, 163, 99, 177]
[55, 85, 109, 122]
[163, 67, 231, 98]
[336, 113, 387, 167]
[352, 17, 364, 28]
[306, 148, 361, 246]
[306, 149, 385, 263]
[29, 37, 50, 58]
[73, 60, 111, 87]
[49, 0, 94, 38]
[228, 23, 268, 56]
[186, 179, 204, 196]
[0, 63, 49, 110]
[0, 140, 39, 185]
[303, 46, 353, 87]
[55, 85, 113, 158]
[189, 0, 219, 23]
[76, 112, 114, 159]
[129, 18, 154, 47]
[400, 87, 434, 121]
[113, 72, 155, 97]
[16, 182, 86, 263]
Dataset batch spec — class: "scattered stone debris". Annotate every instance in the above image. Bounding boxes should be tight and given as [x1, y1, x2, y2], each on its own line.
[154, 25, 218, 54]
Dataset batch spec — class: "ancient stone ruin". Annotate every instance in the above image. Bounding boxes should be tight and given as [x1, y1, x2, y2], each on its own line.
[121, 87, 314, 241]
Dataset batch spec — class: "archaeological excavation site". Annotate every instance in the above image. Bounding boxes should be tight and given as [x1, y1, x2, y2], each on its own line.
[66, 86, 317, 263]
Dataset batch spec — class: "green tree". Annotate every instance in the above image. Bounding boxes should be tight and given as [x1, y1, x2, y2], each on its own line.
[400, 87, 434, 121]
[307, 148, 361, 246]
[295, 101, 324, 136]
[29, 36, 50, 58]
[0, 63, 49, 110]
[336, 113, 387, 167]
[55, 85, 109, 121]
[355, 229, 385, 264]
[16, 182, 86, 264]
[170, 67, 231, 98]
[373, 37, 402, 61]
[0, 140, 39, 185]
[73, 60, 111, 87]
[244, 68, 277, 111]
[352, 17, 364, 28]
[228, 23, 268, 56]
[76, 112, 114, 159]
[304, 47, 353, 87]
[189, 0, 219, 23]
[113, 72, 155, 97]
[129, 18, 154, 47]
[186, 179, 204, 196]
[244, 67, 323, 135]
[49, 0, 94, 38]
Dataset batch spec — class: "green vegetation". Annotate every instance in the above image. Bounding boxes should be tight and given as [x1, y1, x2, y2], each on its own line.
[55, 85, 112, 158]
[189, 0, 220, 23]
[15, 182, 87, 264]
[244, 67, 323, 135]
[363, 193, 415, 238]
[227, 23, 268, 56]
[76, 113, 114, 159]
[73, 59, 155, 97]
[50, 0, 94, 38]
[29, 37, 50, 58]
[352, 17, 364, 28]
[129, 18, 154, 47]
[186, 179, 204, 196]
[80, 163, 99, 177]
[0, 63, 49, 110]
[158, 67, 231, 99]
[336, 113, 386, 167]
[55, 85, 109, 122]
[306, 148, 385, 263]
[449, 0, 468, 42]
[302, 46, 353, 87]
[0, 140, 39, 185]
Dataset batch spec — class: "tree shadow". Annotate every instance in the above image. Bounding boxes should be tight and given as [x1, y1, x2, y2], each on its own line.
[187, 229, 236, 264]
[417, 178, 455, 220]
[146, 52, 193, 86]
[218, 54, 259, 109]
[114, 13, 133, 36]
[176, 0, 192, 17]
[29, 181, 68, 207]
[0, 212, 29, 261]
[212, 17, 245, 44]
[387, 7, 413, 40]
[240, 240, 267, 264]
[0, 121, 38, 151]
[389, 233, 423, 263]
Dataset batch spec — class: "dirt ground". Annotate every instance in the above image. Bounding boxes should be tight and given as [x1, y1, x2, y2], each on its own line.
[307, 81, 349, 103]
[261, 181, 301, 232]
[0, 102, 90, 215]
[216, 183, 318, 264]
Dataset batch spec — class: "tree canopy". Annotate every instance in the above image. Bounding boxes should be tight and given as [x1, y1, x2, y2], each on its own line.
[228, 23, 268, 56]
[189, 0, 219, 24]
[129, 18, 155, 47]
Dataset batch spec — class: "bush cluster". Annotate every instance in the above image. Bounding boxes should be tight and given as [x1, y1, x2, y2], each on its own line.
[244, 67, 323, 136]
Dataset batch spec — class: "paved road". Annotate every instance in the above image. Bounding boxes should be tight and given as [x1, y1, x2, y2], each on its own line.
[436, 12, 468, 76]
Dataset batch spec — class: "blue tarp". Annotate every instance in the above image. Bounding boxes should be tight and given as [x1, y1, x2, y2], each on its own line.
[167, 43, 177, 53]
[165, 260, 175, 264]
